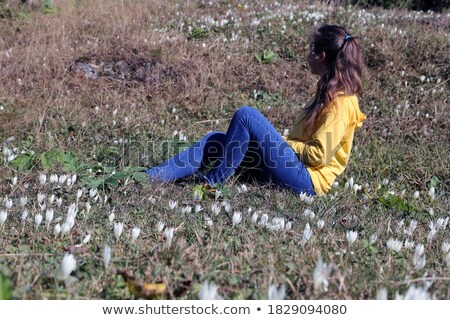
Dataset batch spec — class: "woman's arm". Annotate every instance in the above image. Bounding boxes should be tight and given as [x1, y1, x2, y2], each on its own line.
[284, 108, 349, 167]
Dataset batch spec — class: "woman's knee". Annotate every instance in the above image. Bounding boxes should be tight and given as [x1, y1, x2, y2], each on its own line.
[235, 106, 259, 118]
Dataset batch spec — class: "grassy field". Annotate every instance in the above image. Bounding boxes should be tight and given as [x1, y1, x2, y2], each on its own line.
[0, 0, 449, 299]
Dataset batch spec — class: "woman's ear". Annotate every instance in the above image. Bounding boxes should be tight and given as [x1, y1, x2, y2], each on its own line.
[319, 51, 326, 62]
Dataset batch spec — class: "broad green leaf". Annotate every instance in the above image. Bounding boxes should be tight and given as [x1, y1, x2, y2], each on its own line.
[131, 172, 149, 186]
[378, 192, 416, 212]
[262, 49, 277, 64]
[40, 149, 62, 170]
[60, 152, 78, 172]
[9, 152, 34, 171]
[80, 176, 104, 189]
[0, 272, 12, 300]
[104, 177, 119, 188]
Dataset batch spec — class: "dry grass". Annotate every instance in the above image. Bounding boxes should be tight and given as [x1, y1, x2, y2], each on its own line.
[0, 0, 449, 299]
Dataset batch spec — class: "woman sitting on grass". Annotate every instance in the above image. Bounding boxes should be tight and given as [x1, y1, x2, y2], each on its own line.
[146, 24, 366, 196]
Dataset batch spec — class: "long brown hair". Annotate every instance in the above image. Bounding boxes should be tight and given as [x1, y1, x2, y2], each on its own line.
[303, 25, 364, 130]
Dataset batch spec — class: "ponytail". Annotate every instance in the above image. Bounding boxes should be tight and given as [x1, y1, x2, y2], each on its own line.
[303, 25, 364, 131]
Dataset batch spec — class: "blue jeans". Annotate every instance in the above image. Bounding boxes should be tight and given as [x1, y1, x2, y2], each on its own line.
[146, 106, 316, 195]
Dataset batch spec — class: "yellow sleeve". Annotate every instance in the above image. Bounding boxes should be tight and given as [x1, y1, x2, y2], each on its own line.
[301, 111, 349, 167]
[282, 136, 306, 155]
[283, 107, 349, 167]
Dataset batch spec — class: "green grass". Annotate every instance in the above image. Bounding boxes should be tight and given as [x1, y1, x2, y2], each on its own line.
[0, 0, 448, 300]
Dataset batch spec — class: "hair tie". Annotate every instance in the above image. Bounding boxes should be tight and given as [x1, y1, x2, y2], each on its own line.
[345, 35, 352, 41]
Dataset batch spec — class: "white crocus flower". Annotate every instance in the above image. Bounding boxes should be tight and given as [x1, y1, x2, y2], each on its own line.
[222, 201, 231, 213]
[114, 222, 124, 240]
[21, 209, 29, 221]
[259, 213, 269, 226]
[414, 254, 426, 271]
[404, 239, 415, 249]
[11, 176, 18, 186]
[85, 202, 91, 214]
[313, 255, 332, 293]
[346, 230, 358, 245]
[39, 173, 47, 185]
[303, 209, 315, 220]
[45, 209, 54, 226]
[317, 219, 325, 230]
[82, 234, 91, 244]
[413, 191, 420, 199]
[232, 211, 242, 226]
[20, 196, 28, 207]
[108, 212, 115, 225]
[285, 221, 292, 230]
[34, 214, 43, 228]
[76, 189, 83, 200]
[164, 227, 174, 246]
[428, 186, 435, 201]
[302, 223, 312, 244]
[427, 222, 437, 242]
[103, 246, 112, 268]
[441, 242, 450, 254]
[436, 217, 447, 230]
[404, 220, 417, 236]
[60, 253, 76, 280]
[60, 222, 70, 236]
[54, 223, 61, 235]
[387, 238, 403, 253]
[48, 194, 55, 205]
[268, 284, 286, 300]
[0, 210, 7, 226]
[50, 174, 58, 184]
[251, 212, 259, 224]
[5, 198, 13, 209]
[376, 288, 388, 300]
[59, 174, 68, 184]
[194, 204, 202, 213]
[56, 197, 63, 207]
[168, 200, 178, 210]
[211, 202, 221, 215]
[131, 227, 140, 243]
[199, 281, 222, 300]
[369, 233, 378, 245]
[37, 193, 45, 204]
[204, 215, 213, 226]
[89, 188, 97, 198]
[237, 184, 248, 193]
[181, 206, 192, 214]
[156, 221, 165, 232]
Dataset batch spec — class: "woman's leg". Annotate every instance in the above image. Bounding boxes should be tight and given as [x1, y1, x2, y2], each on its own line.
[146, 131, 226, 182]
[203, 106, 316, 195]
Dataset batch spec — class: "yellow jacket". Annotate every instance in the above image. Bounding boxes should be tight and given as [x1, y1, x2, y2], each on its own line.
[282, 94, 366, 195]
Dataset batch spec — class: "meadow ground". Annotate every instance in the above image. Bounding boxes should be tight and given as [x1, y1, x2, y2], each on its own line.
[0, 0, 449, 299]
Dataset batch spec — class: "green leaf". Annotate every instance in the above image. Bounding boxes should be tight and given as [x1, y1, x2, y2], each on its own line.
[131, 172, 149, 186]
[430, 176, 440, 188]
[262, 49, 277, 64]
[80, 176, 104, 189]
[104, 177, 119, 188]
[378, 192, 416, 212]
[40, 149, 62, 170]
[254, 52, 262, 64]
[0, 272, 12, 300]
[123, 166, 147, 173]
[60, 152, 78, 172]
[9, 152, 34, 171]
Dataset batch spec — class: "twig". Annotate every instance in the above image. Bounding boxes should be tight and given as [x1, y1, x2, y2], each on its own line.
[394, 277, 450, 286]
[0, 253, 54, 257]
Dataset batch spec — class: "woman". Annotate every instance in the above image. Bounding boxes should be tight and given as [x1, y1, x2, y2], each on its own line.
[146, 24, 366, 196]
